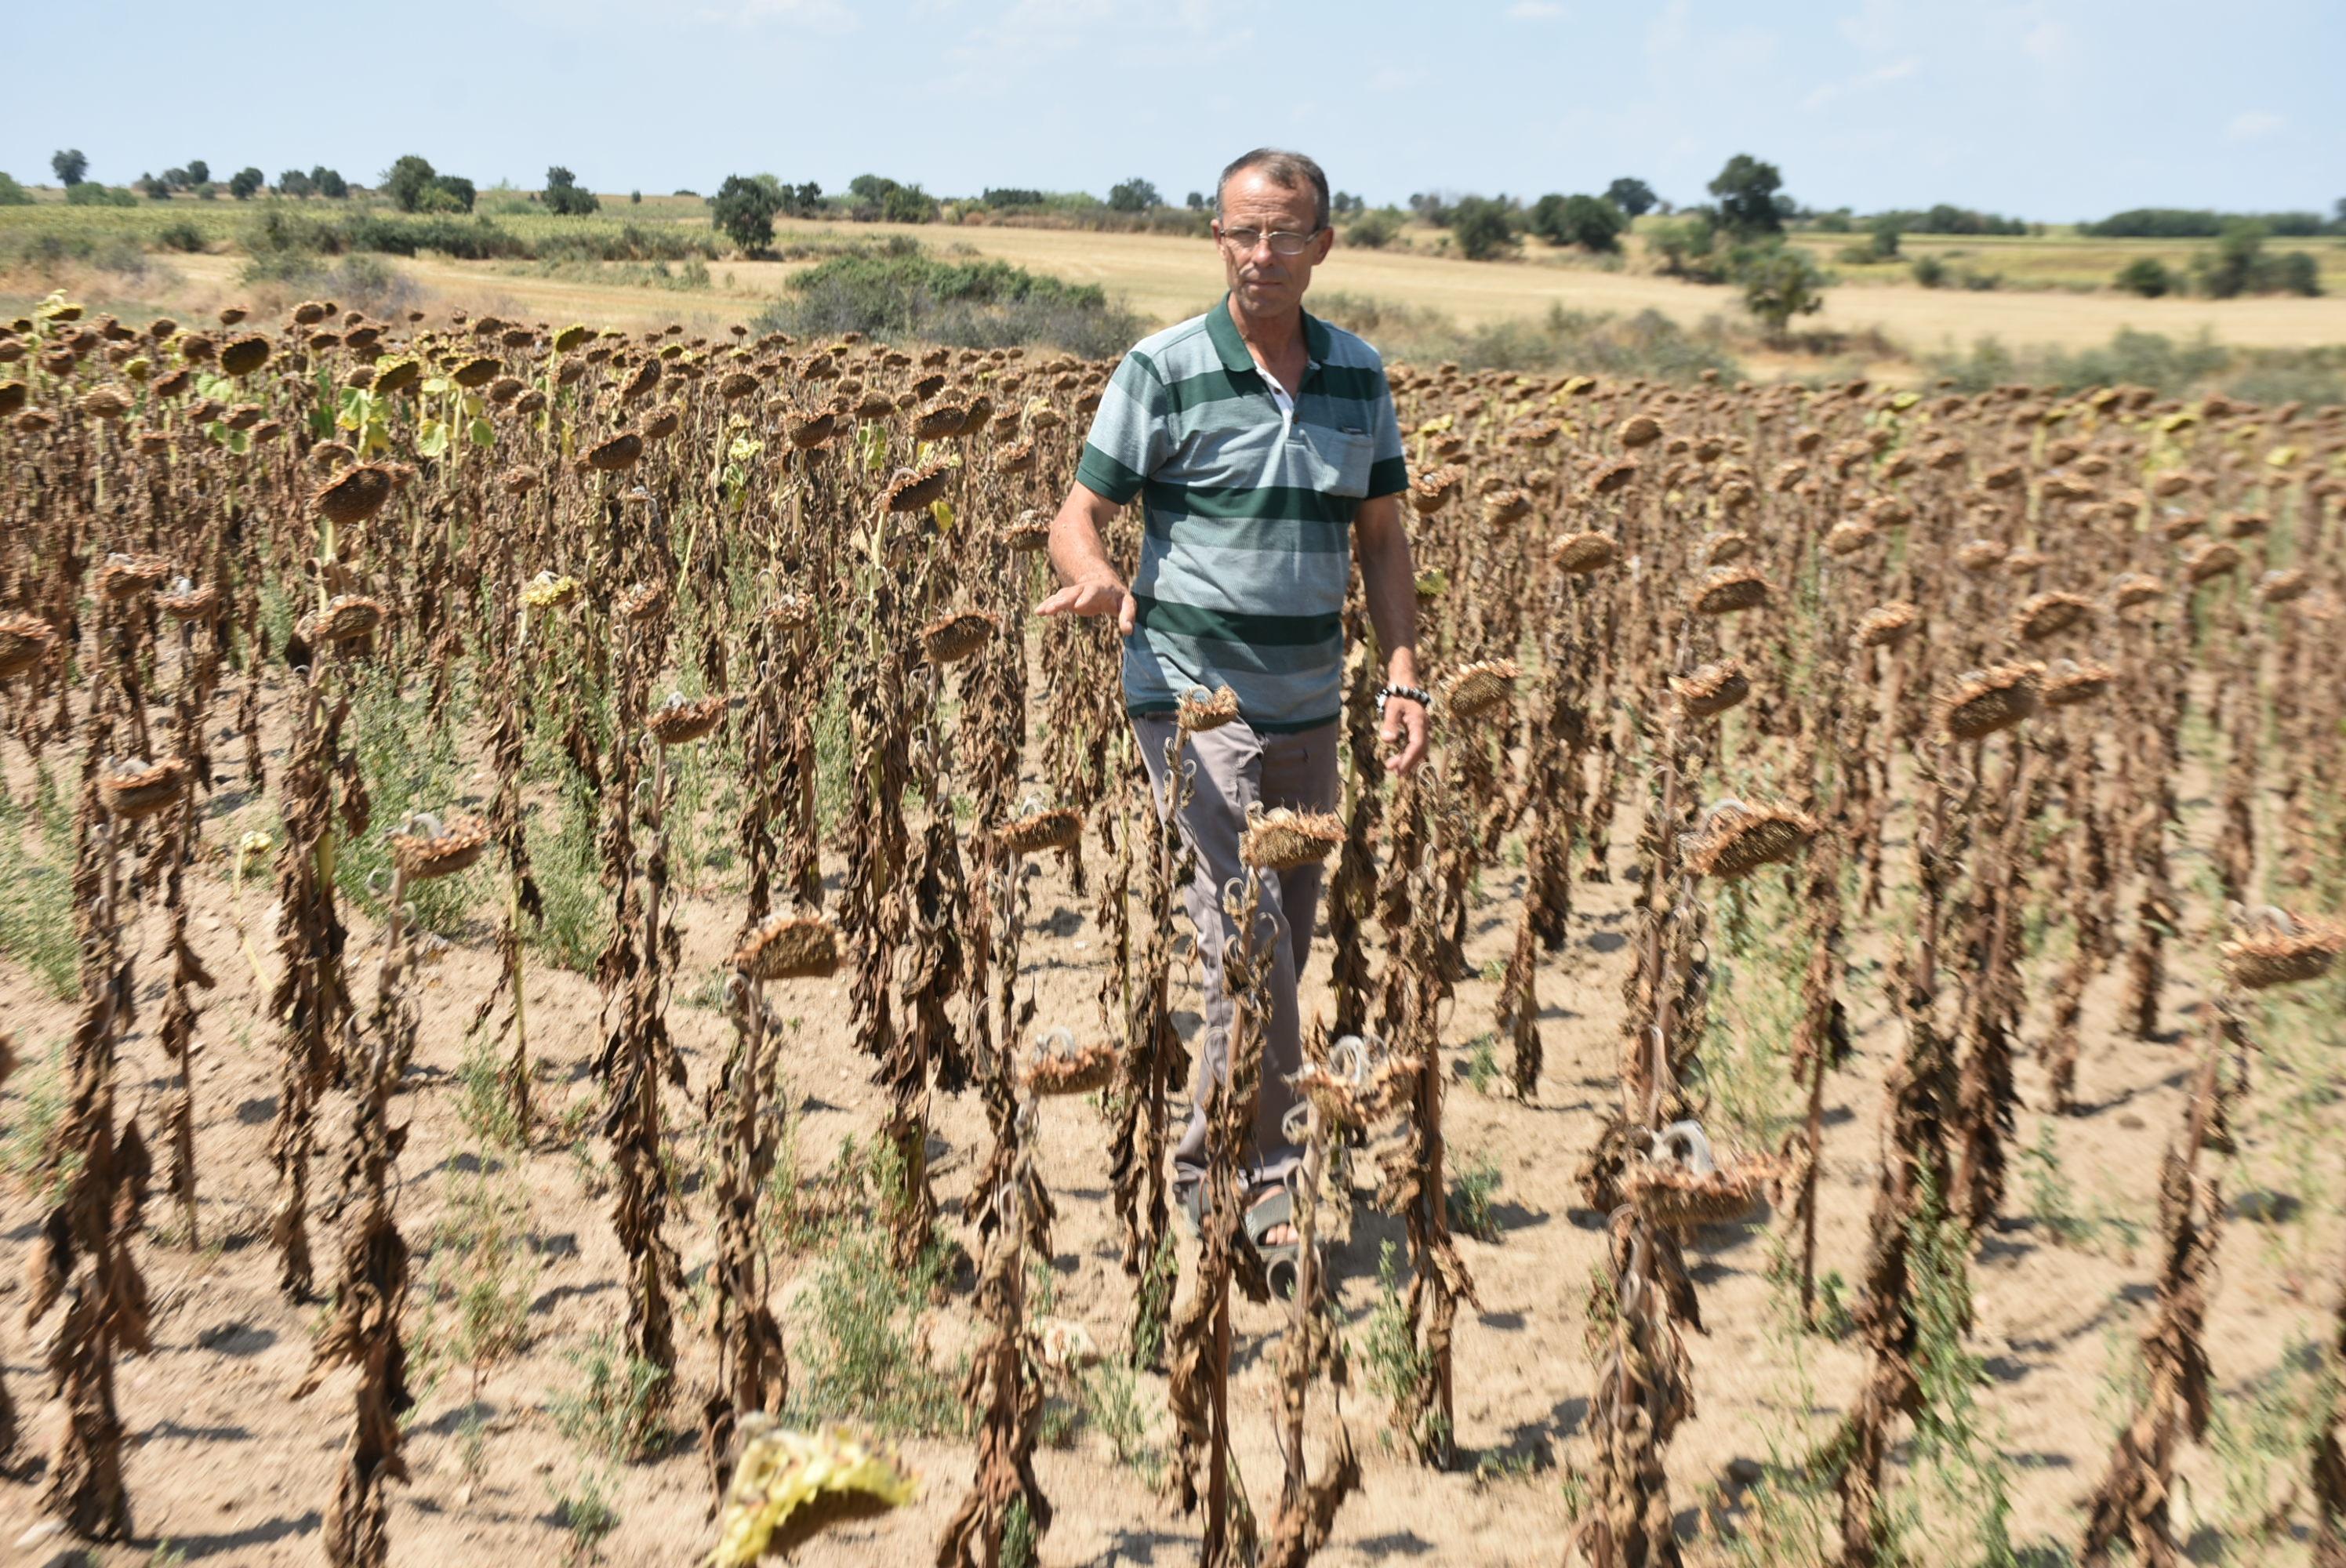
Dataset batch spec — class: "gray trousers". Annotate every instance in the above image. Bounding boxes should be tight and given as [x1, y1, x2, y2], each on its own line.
[1134, 715, 1341, 1192]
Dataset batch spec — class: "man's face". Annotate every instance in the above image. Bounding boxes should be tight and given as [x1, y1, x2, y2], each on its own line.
[1213, 168, 1334, 323]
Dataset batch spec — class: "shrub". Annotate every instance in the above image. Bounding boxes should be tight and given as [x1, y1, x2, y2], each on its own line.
[1911, 255, 1948, 289]
[1648, 213, 1720, 280]
[1344, 209, 1400, 249]
[229, 167, 264, 200]
[1529, 193, 1626, 252]
[0, 172, 31, 207]
[158, 220, 206, 254]
[760, 245, 1141, 358]
[65, 182, 136, 208]
[1311, 292, 1739, 381]
[2274, 250, 2322, 296]
[2115, 257, 2174, 298]
[1447, 195, 1519, 261]
[339, 214, 529, 260]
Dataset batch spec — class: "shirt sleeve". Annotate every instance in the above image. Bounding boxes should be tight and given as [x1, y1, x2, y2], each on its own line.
[1073, 348, 1174, 504]
[1364, 365, 1408, 499]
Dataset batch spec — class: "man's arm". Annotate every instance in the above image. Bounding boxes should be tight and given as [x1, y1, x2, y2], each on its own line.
[1353, 492, 1427, 774]
[1036, 480, 1137, 636]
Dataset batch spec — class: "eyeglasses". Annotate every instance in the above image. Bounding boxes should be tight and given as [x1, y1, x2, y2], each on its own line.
[1216, 225, 1323, 256]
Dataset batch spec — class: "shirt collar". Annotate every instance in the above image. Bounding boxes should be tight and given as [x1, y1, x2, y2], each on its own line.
[1208, 293, 1328, 382]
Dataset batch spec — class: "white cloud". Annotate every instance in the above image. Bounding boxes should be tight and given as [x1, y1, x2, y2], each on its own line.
[1801, 54, 1917, 111]
[1507, 1, 1563, 19]
[2226, 111, 2282, 141]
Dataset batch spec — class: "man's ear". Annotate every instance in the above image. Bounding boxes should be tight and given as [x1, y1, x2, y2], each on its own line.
[1313, 227, 1335, 263]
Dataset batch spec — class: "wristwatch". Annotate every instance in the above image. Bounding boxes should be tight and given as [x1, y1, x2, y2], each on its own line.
[1375, 682, 1433, 716]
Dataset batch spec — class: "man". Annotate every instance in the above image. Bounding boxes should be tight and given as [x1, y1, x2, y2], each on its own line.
[1037, 147, 1427, 1261]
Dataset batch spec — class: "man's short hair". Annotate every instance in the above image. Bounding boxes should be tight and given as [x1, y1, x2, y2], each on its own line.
[1216, 148, 1331, 232]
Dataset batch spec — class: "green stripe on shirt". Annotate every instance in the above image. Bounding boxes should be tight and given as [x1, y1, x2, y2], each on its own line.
[1131, 593, 1342, 648]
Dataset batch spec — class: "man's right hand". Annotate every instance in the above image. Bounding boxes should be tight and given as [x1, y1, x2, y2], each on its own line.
[1036, 575, 1137, 636]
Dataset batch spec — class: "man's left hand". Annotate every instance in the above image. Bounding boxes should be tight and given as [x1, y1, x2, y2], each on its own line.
[1381, 695, 1428, 775]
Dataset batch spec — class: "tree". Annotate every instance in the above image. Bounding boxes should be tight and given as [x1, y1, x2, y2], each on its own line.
[52, 148, 88, 187]
[1735, 244, 1825, 340]
[1447, 195, 1519, 261]
[186, 159, 209, 186]
[630, 189, 642, 205]
[162, 166, 191, 190]
[1606, 177, 1657, 218]
[312, 166, 348, 199]
[384, 154, 438, 212]
[713, 172, 784, 252]
[1708, 153, 1784, 237]
[0, 173, 31, 207]
[1186, 191, 1206, 210]
[544, 165, 601, 217]
[229, 166, 264, 200]
[1865, 213, 1901, 260]
[139, 172, 172, 201]
[2115, 257, 2173, 297]
[277, 169, 314, 198]
[1107, 177, 1160, 214]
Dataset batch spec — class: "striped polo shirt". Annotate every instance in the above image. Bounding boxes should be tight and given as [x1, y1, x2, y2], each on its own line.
[1074, 296, 1408, 732]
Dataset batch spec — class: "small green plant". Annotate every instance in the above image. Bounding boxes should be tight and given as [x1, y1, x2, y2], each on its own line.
[1001, 1495, 1038, 1568]
[1465, 1032, 1502, 1096]
[1077, 1356, 1160, 1483]
[414, 1169, 539, 1401]
[1900, 1161, 2016, 1566]
[531, 757, 613, 971]
[1446, 1151, 1504, 1241]
[2020, 1119, 2092, 1247]
[1131, 1226, 1178, 1368]
[1811, 1269, 1858, 1340]
[2208, 1334, 2329, 1548]
[550, 1468, 620, 1563]
[0, 782, 77, 997]
[1, 1040, 74, 1201]
[455, 1028, 526, 1150]
[787, 1229, 957, 1436]
[553, 1330, 671, 1462]
[1363, 1241, 1445, 1456]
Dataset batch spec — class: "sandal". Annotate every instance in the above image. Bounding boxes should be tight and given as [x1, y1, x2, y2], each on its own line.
[1175, 1178, 1205, 1239]
[1243, 1180, 1305, 1301]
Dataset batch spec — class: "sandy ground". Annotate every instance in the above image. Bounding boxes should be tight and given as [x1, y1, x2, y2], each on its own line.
[1, 647, 2338, 1568]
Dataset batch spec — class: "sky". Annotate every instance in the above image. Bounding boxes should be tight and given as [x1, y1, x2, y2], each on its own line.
[6, 0, 2341, 221]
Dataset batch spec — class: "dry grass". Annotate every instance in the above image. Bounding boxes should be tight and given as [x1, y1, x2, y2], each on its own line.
[37, 216, 2346, 354]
